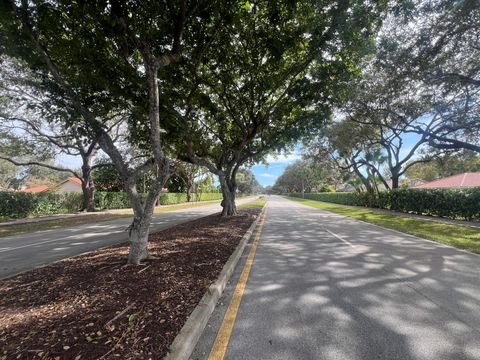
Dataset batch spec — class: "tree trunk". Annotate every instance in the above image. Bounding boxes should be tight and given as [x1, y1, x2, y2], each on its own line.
[186, 179, 193, 202]
[352, 163, 375, 206]
[80, 161, 95, 212]
[127, 214, 152, 265]
[219, 174, 237, 216]
[81, 183, 95, 212]
[391, 175, 400, 189]
[124, 57, 169, 265]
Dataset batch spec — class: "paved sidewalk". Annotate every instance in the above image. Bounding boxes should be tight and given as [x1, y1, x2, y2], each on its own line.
[193, 195, 480, 360]
[0, 197, 254, 279]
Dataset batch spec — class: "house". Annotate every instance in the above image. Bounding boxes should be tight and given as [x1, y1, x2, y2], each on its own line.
[22, 177, 83, 194]
[412, 172, 480, 189]
[56, 177, 83, 193]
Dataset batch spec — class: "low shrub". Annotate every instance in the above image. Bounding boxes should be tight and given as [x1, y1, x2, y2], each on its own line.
[158, 192, 188, 205]
[198, 192, 223, 202]
[390, 188, 480, 220]
[288, 188, 480, 221]
[0, 192, 84, 219]
[94, 191, 130, 209]
[0, 192, 38, 219]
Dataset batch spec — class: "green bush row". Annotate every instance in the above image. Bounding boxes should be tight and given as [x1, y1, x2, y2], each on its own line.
[289, 188, 480, 221]
[0, 192, 83, 219]
[198, 192, 224, 202]
[0, 191, 225, 219]
[158, 192, 223, 204]
[94, 191, 131, 209]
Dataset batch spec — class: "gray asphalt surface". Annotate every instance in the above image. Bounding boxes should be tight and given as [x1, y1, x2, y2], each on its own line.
[0, 197, 254, 279]
[192, 195, 480, 360]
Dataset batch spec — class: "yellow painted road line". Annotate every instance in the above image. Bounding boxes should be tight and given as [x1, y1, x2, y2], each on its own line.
[208, 207, 268, 360]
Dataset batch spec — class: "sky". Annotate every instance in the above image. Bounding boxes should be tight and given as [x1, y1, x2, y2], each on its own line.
[251, 152, 301, 187]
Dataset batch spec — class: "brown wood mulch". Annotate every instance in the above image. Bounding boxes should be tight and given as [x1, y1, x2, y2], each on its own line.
[0, 208, 260, 360]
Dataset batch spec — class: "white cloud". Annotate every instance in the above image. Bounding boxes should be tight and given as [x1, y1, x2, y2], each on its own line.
[264, 152, 301, 164]
[259, 173, 278, 178]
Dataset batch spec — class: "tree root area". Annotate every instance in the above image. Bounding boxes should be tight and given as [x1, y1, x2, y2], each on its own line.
[0, 209, 260, 360]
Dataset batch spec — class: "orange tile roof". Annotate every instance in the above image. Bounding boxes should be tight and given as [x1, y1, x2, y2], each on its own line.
[66, 177, 82, 185]
[22, 185, 49, 193]
[413, 172, 480, 189]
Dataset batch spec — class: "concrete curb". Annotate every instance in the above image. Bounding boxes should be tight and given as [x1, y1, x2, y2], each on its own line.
[164, 204, 267, 360]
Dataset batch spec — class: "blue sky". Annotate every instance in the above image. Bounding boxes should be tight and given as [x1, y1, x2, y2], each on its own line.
[251, 152, 301, 186]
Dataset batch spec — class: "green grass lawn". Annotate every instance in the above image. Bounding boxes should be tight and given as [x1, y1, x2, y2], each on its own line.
[238, 196, 266, 209]
[287, 196, 480, 254]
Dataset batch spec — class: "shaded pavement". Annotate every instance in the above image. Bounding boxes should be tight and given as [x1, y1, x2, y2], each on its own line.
[193, 195, 480, 360]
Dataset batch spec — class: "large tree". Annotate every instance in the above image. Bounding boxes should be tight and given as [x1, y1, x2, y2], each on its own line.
[375, 0, 480, 153]
[0, 0, 231, 264]
[236, 169, 263, 195]
[272, 159, 336, 194]
[341, 69, 446, 189]
[171, 0, 386, 215]
[0, 58, 127, 211]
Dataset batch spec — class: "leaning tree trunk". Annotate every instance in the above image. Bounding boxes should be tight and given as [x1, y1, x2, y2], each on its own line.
[353, 163, 375, 207]
[219, 174, 237, 217]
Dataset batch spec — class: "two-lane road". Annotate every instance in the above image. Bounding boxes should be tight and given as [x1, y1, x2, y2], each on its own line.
[194, 196, 480, 360]
[0, 198, 254, 279]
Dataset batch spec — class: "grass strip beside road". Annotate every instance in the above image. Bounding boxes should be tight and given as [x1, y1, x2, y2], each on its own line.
[287, 196, 480, 254]
[238, 196, 266, 209]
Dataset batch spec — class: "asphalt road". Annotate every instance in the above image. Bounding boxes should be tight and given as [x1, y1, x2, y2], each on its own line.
[0, 197, 254, 279]
[193, 195, 480, 360]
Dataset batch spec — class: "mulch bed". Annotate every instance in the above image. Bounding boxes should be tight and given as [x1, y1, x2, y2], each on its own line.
[0, 208, 260, 360]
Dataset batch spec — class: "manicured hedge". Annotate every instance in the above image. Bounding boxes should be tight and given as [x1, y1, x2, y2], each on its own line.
[198, 192, 224, 202]
[0, 191, 224, 219]
[157, 192, 223, 205]
[289, 188, 480, 221]
[94, 192, 131, 209]
[0, 192, 83, 219]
